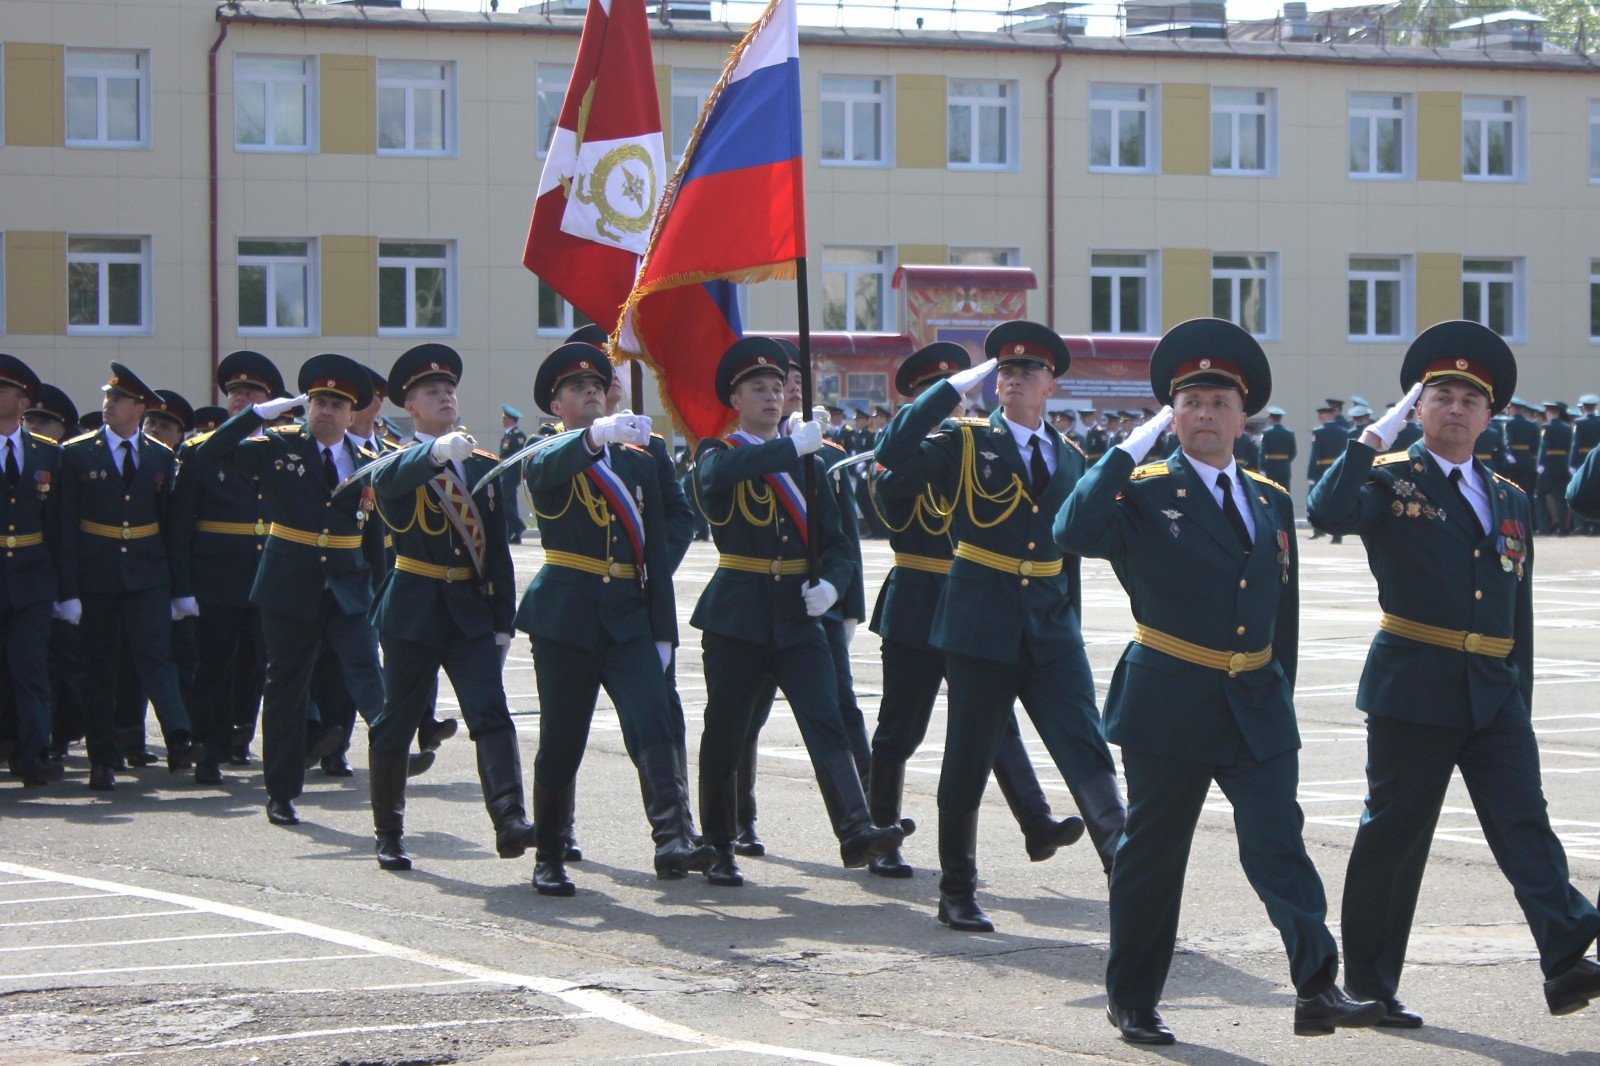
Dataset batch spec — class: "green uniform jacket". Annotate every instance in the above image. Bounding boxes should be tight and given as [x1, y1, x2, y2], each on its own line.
[1537, 419, 1574, 493]
[1474, 424, 1508, 470]
[865, 466, 952, 652]
[1571, 413, 1600, 472]
[874, 380, 1085, 665]
[1307, 439, 1534, 728]
[0, 431, 62, 609]
[1056, 448, 1300, 765]
[1258, 422, 1296, 488]
[372, 443, 515, 645]
[690, 434, 852, 649]
[821, 437, 867, 622]
[645, 432, 694, 574]
[58, 428, 181, 599]
[517, 432, 677, 648]
[1568, 445, 1600, 519]
[170, 434, 271, 608]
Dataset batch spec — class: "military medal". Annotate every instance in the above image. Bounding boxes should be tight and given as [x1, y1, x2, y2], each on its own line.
[34, 470, 50, 500]
[1277, 529, 1291, 585]
[1496, 518, 1526, 579]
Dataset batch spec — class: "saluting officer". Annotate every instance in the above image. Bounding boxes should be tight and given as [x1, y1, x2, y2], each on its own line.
[1057, 319, 1383, 1045]
[499, 404, 529, 545]
[1258, 406, 1296, 492]
[58, 363, 200, 790]
[363, 344, 533, 872]
[1306, 406, 1351, 543]
[1308, 321, 1600, 1023]
[875, 321, 1126, 933]
[196, 354, 391, 827]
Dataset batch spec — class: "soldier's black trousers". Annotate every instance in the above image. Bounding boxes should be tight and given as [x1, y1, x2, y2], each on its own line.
[699, 630, 853, 782]
[79, 589, 189, 766]
[871, 639, 945, 762]
[743, 617, 871, 776]
[0, 600, 53, 765]
[371, 632, 514, 755]
[530, 631, 672, 787]
[190, 602, 265, 763]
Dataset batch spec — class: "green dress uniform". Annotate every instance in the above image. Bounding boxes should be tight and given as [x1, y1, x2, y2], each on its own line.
[1571, 405, 1600, 533]
[1502, 407, 1540, 496]
[1258, 417, 1296, 491]
[1308, 322, 1600, 1016]
[1568, 442, 1600, 520]
[1536, 410, 1574, 533]
[1232, 430, 1260, 471]
[1474, 422, 1508, 471]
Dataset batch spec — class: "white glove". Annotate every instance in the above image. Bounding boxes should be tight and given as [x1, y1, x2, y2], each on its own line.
[843, 619, 859, 644]
[1116, 405, 1174, 464]
[789, 420, 824, 456]
[802, 578, 839, 617]
[430, 431, 475, 464]
[785, 411, 806, 437]
[1364, 382, 1426, 451]
[494, 632, 511, 647]
[170, 596, 199, 621]
[253, 393, 308, 421]
[946, 358, 998, 396]
[588, 412, 652, 449]
[655, 641, 672, 673]
[54, 599, 82, 625]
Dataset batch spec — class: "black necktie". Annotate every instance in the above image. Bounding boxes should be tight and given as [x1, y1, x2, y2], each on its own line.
[1216, 472, 1253, 551]
[1029, 436, 1050, 496]
[120, 440, 137, 487]
[4, 440, 18, 488]
[323, 446, 339, 492]
[1449, 467, 1485, 538]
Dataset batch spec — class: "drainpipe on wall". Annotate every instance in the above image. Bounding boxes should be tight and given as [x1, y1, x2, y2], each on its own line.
[1044, 49, 1063, 330]
[208, 18, 229, 395]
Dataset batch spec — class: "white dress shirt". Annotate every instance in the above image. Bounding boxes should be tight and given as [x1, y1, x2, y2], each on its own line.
[1, 425, 25, 475]
[1002, 415, 1056, 478]
[1182, 453, 1257, 541]
[1428, 448, 1491, 534]
[104, 426, 140, 476]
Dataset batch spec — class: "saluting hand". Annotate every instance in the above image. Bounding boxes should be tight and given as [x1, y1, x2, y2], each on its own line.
[1116, 405, 1173, 464]
[944, 358, 998, 404]
[252, 393, 308, 421]
[1364, 381, 1426, 451]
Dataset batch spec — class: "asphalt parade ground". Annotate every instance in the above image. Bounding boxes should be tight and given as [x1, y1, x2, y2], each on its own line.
[2, 532, 1598, 1065]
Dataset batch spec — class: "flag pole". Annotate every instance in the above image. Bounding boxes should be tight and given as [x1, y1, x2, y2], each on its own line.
[630, 359, 645, 415]
[795, 255, 819, 582]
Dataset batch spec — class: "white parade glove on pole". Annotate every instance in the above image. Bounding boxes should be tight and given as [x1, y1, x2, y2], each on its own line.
[1116, 405, 1174, 464]
[1364, 382, 1426, 451]
[656, 641, 672, 673]
[588, 412, 652, 449]
[429, 431, 475, 464]
[170, 596, 199, 621]
[944, 358, 998, 398]
[790, 420, 824, 456]
[55, 599, 82, 625]
[802, 578, 839, 617]
[252, 393, 308, 420]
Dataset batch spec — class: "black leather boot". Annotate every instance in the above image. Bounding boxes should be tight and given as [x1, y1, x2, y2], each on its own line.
[532, 782, 576, 896]
[638, 746, 716, 879]
[867, 756, 913, 878]
[369, 750, 412, 871]
[937, 809, 993, 932]
[733, 737, 764, 856]
[561, 779, 583, 861]
[700, 770, 743, 886]
[475, 736, 536, 859]
[1068, 769, 1128, 876]
[816, 751, 903, 868]
[992, 734, 1085, 862]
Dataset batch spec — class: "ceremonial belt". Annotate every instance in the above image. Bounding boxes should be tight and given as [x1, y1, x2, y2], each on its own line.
[1263, 454, 1291, 460]
[268, 523, 362, 550]
[80, 520, 159, 541]
[1314, 458, 1335, 466]
[542, 549, 637, 580]
[1511, 444, 1532, 450]
[718, 554, 807, 577]
[892, 552, 952, 575]
[1133, 624, 1273, 676]
[1545, 449, 1567, 456]
[955, 542, 1063, 578]
[396, 556, 476, 583]
[1378, 613, 1514, 657]
[2, 532, 44, 548]
[196, 519, 267, 537]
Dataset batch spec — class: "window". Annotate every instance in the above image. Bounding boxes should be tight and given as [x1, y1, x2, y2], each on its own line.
[1591, 259, 1600, 340]
[1462, 96, 1519, 180]
[1089, 84, 1154, 172]
[1590, 101, 1600, 182]
[670, 69, 717, 162]
[238, 239, 315, 335]
[947, 80, 1015, 169]
[950, 247, 1020, 266]
[1211, 253, 1275, 339]
[536, 279, 593, 335]
[67, 236, 150, 334]
[1091, 252, 1156, 335]
[1348, 256, 1407, 341]
[377, 61, 453, 156]
[235, 55, 314, 152]
[1462, 257, 1522, 340]
[845, 373, 889, 405]
[820, 75, 888, 166]
[535, 63, 572, 159]
[1211, 88, 1273, 175]
[822, 246, 893, 331]
[378, 241, 454, 335]
[1349, 93, 1407, 178]
[65, 50, 148, 148]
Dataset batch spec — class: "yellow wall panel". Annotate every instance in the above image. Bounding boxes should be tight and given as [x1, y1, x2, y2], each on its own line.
[895, 75, 946, 170]
[897, 244, 946, 268]
[654, 64, 671, 146]
[5, 232, 66, 335]
[1161, 84, 1210, 176]
[320, 55, 376, 155]
[1161, 248, 1211, 328]
[3, 43, 65, 147]
[1415, 252, 1461, 327]
[1416, 92, 1461, 183]
[321, 236, 377, 336]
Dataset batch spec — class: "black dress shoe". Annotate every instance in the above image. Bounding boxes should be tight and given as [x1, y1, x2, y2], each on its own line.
[47, 743, 69, 763]
[839, 824, 903, 868]
[564, 835, 584, 862]
[228, 744, 252, 766]
[1023, 814, 1086, 862]
[320, 755, 354, 777]
[495, 818, 538, 859]
[167, 741, 204, 774]
[732, 824, 764, 857]
[705, 845, 744, 887]
[534, 859, 576, 896]
[125, 746, 159, 768]
[937, 893, 994, 932]
[406, 751, 435, 778]
[1108, 1004, 1176, 1046]
[21, 757, 64, 788]
[194, 760, 224, 786]
[1374, 996, 1423, 1028]
[266, 799, 299, 826]
[417, 717, 457, 752]
[303, 726, 343, 769]
[88, 764, 116, 791]
[868, 849, 914, 878]
[1545, 958, 1600, 1015]
[376, 832, 412, 871]
[1294, 985, 1385, 1035]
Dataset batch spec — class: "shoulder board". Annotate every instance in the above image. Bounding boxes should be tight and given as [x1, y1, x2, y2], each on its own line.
[821, 438, 845, 454]
[472, 448, 498, 461]
[28, 431, 58, 446]
[269, 424, 303, 435]
[621, 442, 651, 455]
[1491, 471, 1524, 491]
[1243, 469, 1286, 493]
[1129, 461, 1169, 481]
[246, 434, 272, 443]
[142, 435, 174, 454]
[64, 430, 98, 446]
[1061, 435, 1085, 457]
[650, 431, 665, 441]
[182, 430, 216, 448]
[1372, 451, 1411, 467]
[949, 417, 989, 427]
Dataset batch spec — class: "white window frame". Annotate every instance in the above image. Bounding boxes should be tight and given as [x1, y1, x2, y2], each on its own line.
[669, 68, 717, 164]
[949, 247, 1021, 267]
[535, 62, 572, 160]
[1090, 251, 1158, 336]
[64, 49, 150, 149]
[234, 54, 316, 153]
[1461, 256, 1524, 341]
[1211, 252, 1277, 340]
[237, 238, 318, 337]
[822, 246, 895, 332]
[377, 240, 456, 337]
[1347, 255, 1410, 342]
[1089, 84, 1156, 174]
[0, 233, 5, 335]
[1461, 95, 1522, 182]
[1348, 92, 1410, 180]
[66, 235, 152, 336]
[1211, 87, 1275, 176]
[947, 79, 1017, 171]
[536, 279, 591, 337]
[1588, 100, 1599, 184]
[376, 60, 455, 158]
[819, 74, 891, 167]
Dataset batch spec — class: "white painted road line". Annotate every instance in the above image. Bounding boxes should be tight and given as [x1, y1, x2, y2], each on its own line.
[99, 1015, 600, 1058]
[0, 909, 193, 928]
[3, 954, 375, 980]
[0, 929, 290, 953]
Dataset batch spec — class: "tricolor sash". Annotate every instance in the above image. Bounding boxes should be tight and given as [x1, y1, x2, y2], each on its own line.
[429, 464, 488, 577]
[727, 430, 808, 547]
[582, 455, 647, 572]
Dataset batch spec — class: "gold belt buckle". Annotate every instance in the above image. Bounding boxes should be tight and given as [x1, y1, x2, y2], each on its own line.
[1018, 559, 1034, 577]
[1227, 652, 1248, 675]
[768, 559, 782, 575]
[3, 536, 14, 549]
[315, 532, 330, 547]
[607, 561, 623, 578]
[120, 526, 133, 540]
[253, 520, 266, 536]
[1462, 632, 1482, 653]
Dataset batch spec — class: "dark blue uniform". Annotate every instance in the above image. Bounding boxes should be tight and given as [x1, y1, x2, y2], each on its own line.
[1258, 421, 1296, 491]
[0, 429, 62, 780]
[1537, 417, 1575, 533]
[1502, 412, 1540, 496]
[499, 424, 528, 543]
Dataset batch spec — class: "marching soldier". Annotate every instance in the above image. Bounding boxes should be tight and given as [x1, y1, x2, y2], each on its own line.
[58, 363, 200, 789]
[1569, 426, 1600, 521]
[499, 404, 529, 545]
[1306, 407, 1349, 542]
[1057, 319, 1383, 1045]
[24, 386, 82, 765]
[1308, 321, 1600, 1023]
[1537, 401, 1574, 535]
[1083, 411, 1109, 467]
[1258, 406, 1296, 492]
[363, 344, 534, 872]
[1231, 425, 1259, 471]
[875, 321, 1126, 932]
[1502, 397, 1540, 499]
[1474, 416, 1508, 473]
